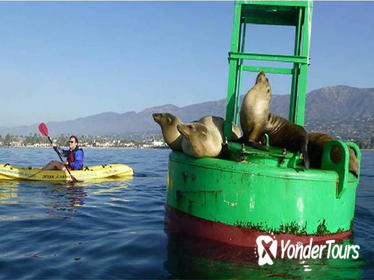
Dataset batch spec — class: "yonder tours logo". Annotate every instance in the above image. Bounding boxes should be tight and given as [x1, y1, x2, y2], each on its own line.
[255, 235, 360, 266]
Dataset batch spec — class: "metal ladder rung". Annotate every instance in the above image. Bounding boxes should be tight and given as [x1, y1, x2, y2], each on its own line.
[240, 65, 294, 75]
[229, 52, 309, 64]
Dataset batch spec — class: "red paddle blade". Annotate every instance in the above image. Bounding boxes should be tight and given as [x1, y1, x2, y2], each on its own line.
[38, 122, 49, 137]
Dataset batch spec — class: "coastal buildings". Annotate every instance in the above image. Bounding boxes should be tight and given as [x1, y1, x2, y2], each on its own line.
[0, 135, 168, 149]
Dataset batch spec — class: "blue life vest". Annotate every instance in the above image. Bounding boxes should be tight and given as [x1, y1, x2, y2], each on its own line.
[66, 148, 84, 170]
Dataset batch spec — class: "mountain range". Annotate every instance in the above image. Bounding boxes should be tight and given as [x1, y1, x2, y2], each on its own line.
[1, 85, 374, 139]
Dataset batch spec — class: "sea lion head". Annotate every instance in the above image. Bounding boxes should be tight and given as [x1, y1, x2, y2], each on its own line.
[255, 71, 271, 97]
[255, 71, 267, 83]
[152, 113, 179, 127]
[152, 112, 183, 151]
[177, 123, 220, 157]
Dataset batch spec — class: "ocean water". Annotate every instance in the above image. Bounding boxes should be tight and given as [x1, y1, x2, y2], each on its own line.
[0, 147, 372, 279]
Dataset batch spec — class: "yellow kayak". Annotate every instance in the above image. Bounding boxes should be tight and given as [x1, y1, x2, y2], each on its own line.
[0, 163, 133, 182]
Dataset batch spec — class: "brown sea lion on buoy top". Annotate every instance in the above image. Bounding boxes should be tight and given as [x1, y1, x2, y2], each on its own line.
[177, 116, 241, 158]
[240, 71, 271, 149]
[239, 71, 309, 168]
[266, 114, 310, 169]
[152, 113, 183, 151]
[308, 132, 359, 177]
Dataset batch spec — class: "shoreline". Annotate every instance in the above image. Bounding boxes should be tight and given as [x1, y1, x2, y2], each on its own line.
[0, 146, 170, 150]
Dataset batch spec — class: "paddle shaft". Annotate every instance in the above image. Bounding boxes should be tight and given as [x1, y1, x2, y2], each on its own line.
[46, 136, 64, 162]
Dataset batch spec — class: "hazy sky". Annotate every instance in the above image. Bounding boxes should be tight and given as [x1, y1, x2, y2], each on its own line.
[0, 1, 373, 126]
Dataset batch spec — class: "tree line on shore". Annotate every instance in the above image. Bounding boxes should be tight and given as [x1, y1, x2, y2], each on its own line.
[0, 134, 162, 147]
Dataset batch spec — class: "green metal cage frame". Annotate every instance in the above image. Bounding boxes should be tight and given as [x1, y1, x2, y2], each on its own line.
[224, 0, 313, 140]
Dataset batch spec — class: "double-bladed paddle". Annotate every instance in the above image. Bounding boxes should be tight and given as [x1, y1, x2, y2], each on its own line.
[38, 122, 78, 183]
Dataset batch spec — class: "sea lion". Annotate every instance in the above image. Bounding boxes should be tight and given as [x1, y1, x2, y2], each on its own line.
[308, 132, 359, 177]
[240, 71, 271, 147]
[239, 71, 309, 168]
[178, 116, 241, 158]
[152, 113, 183, 151]
[266, 114, 310, 169]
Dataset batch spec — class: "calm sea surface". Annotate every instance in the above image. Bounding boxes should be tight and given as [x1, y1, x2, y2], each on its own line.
[0, 147, 373, 279]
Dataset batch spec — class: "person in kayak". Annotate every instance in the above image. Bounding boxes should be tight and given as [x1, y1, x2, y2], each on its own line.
[43, 136, 84, 171]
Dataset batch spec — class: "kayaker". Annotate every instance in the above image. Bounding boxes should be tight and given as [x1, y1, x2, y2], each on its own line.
[43, 136, 84, 171]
